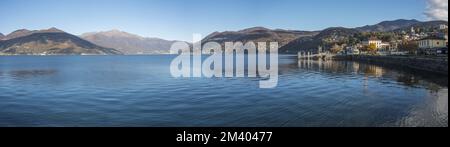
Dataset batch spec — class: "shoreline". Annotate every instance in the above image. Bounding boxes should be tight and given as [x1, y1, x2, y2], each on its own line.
[2, 53, 448, 75]
[333, 55, 449, 75]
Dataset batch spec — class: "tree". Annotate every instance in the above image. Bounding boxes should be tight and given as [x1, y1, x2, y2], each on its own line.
[367, 43, 378, 55]
[398, 41, 418, 54]
[330, 44, 343, 54]
[380, 33, 394, 42]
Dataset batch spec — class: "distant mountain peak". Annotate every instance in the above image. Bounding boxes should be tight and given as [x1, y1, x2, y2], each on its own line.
[5, 29, 33, 40]
[108, 29, 124, 33]
[383, 19, 418, 22]
[39, 27, 65, 33]
[0, 30, 121, 55]
[239, 27, 271, 32]
[80, 30, 181, 54]
[3, 28, 66, 40]
[377, 19, 420, 25]
[9, 29, 31, 34]
[103, 29, 126, 35]
[322, 27, 353, 31]
[90, 29, 143, 39]
[47, 27, 63, 31]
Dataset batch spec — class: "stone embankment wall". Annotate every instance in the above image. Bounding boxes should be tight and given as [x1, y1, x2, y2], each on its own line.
[334, 55, 448, 75]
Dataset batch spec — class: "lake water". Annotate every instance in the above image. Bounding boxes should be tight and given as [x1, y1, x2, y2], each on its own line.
[0, 55, 447, 127]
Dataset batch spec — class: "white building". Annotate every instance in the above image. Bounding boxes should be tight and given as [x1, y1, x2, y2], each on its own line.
[362, 37, 383, 49]
[418, 37, 446, 49]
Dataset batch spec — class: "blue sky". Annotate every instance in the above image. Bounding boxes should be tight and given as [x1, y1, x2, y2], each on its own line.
[0, 0, 434, 41]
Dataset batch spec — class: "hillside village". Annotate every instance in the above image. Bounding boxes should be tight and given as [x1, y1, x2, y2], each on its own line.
[324, 24, 448, 56]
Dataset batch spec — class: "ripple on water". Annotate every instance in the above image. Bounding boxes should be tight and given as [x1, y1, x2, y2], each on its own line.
[0, 56, 447, 127]
[8, 69, 57, 79]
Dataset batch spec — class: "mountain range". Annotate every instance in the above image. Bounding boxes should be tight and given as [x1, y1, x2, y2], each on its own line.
[80, 30, 182, 54]
[202, 27, 319, 49]
[355, 19, 421, 32]
[0, 28, 121, 55]
[203, 19, 447, 54]
[0, 19, 447, 55]
[1, 27, 66, 40]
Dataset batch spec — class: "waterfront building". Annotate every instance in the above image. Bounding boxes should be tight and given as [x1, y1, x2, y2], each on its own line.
[418, 37, 447, 55]
[418, 37, 446, 49]
[362, 37, 383, 49]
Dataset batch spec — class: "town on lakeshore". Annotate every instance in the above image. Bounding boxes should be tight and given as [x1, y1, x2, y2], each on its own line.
[301, 24, 448, 57]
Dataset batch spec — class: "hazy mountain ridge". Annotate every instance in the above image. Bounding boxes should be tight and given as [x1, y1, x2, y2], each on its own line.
[81, 30, 181, 54]
[0, 29, 121, 55]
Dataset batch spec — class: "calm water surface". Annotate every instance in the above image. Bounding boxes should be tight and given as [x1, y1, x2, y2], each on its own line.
[0, 55, 447, 127]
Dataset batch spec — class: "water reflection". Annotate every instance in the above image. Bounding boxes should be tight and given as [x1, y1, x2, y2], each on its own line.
[296, 59, 448, 88]
[8, 69, 57, 79]
[294, 59, 448, 127]
[297, 60, 385, 77]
